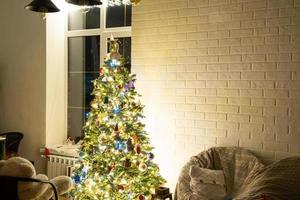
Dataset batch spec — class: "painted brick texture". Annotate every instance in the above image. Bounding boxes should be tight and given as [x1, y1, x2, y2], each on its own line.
[132, 0, 300, 187]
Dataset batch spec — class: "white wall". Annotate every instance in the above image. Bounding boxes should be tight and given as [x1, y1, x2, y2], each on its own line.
[46, 11, 67, 146]
[132, 0, 300, 189]
[0, 0, 46, 172]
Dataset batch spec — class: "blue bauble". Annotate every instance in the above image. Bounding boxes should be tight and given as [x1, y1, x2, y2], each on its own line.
[72, 175, 82, 184]
[113, 107, 121, 115]
[116, 140, 123, 151]
[108, 59, 120, 69]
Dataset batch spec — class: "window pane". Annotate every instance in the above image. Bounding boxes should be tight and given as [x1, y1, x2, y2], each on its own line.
[68, 35, 100, 139]
[68, 36, 100, 72]
[68, 7, 100, 30]
[107, 37, 131, 71]
[68, 72, 98, 107]
[68, 108, 85, 140]
[68, 72, 98, 139]
[68, 73, 85, 108]
[106, 5, 132, 28]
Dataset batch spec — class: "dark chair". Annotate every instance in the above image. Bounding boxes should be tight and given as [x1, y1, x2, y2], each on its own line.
[0, 176, 58, 200]
[0, 132, 24, 158]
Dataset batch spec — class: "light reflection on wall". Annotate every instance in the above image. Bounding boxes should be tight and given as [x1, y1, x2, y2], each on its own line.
[136, 82, 182, 191]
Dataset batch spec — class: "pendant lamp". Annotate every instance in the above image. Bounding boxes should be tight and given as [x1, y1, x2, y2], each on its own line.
[65, 0, 102, 6]
[24, 0, 60, 13]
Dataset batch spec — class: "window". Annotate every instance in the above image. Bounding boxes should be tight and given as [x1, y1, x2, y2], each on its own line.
[67, 5, 132, 140]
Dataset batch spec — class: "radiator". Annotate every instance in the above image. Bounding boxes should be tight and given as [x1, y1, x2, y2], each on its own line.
[46, 155, 78, 179]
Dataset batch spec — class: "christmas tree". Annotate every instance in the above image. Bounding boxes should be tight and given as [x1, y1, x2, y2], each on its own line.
[71, 37, 165, 200]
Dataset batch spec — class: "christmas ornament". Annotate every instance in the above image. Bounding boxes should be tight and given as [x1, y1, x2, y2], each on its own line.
[123, 158, 131, 168]
[107, 37, 121, 68]
[108, 59, 121, 68]
[117, 185, 125, 191]
[125, 80, 135, 91]
[116, 140, 123, 151]
[113, 106, 121, 115]
[114, 124, 120, 134]
[138, 194, 145, 200]
[108, 38, 121, 59]
[136, 144, 142, 154]
[99, 67, 104, 75]
[108, 164, 115, 173]
[139, 163, 147, 172]
[148, 152, 154, 160]
[73, 175, 82, 184]
[130, 0, 142, 5]
[126, 138, 134, 152]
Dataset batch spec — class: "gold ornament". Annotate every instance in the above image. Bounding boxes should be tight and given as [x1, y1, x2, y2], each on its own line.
[107, 36, 121, 60]
[132, 134, 139, 143]
[139, 162, 147, 172]
[130, 0, 142, 5]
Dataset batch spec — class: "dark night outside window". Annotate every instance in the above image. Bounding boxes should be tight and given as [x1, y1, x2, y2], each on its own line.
[68, 36, 100, 140]
[68, 7, 100, 30]
[106, 5, 132, 28]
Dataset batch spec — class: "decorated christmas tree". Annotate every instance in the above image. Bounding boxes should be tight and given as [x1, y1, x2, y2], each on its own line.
[71, 37, 165, 200]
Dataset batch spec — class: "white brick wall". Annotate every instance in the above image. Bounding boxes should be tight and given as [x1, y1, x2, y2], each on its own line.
[132, 0, 300, 188]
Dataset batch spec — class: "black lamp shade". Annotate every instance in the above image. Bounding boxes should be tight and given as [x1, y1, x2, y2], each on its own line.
[25, 0, 60, 13]
[66, 0, 102, 6]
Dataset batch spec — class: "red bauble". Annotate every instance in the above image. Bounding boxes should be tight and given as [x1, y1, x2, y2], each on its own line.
[108, 164, 115, 173]
[136, 144, 142, 154]
[117, 185, 125, 191]
[114, 124, 120, 136]
[99, 67, 104, 75]
[124, 158, 131, 168]
[114, 124, 119, 131]
[138, 195, 144, 200]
